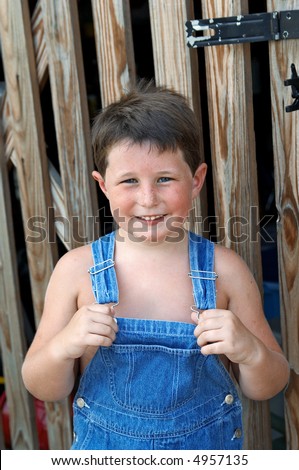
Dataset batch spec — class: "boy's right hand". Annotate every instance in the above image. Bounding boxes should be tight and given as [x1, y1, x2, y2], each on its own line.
[56, 303, 119, 360]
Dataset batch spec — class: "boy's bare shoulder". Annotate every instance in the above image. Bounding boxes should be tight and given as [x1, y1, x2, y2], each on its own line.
[213, 243, 263, 319]
[48, 244, 94, 295]
[43, 243, 95, 309]
[55, 244, 93, 273]
[213, 243, 258, 298]
[214, 243, 251, 276]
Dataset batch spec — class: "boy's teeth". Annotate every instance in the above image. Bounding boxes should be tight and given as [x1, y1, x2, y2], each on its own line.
[140, 215, 163, 221]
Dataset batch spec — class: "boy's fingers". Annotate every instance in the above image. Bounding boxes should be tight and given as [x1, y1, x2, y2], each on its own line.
[109, 302, 119, 316]
[191, 309, 205, 324]
[90, 302, 117, 315]
[88, 303, 119, 330]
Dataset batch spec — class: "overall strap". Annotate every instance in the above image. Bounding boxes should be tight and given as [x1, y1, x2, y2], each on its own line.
[88, 231, 119, 304]
[188, 232, 217, 310]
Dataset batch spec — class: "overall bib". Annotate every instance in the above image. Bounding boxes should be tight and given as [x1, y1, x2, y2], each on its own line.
[71, 231, 243, 450]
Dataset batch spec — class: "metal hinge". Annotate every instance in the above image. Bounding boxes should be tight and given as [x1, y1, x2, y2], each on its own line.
[186, 10, 299, 47]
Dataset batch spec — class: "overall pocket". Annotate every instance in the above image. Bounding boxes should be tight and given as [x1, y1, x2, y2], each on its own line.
[101, 344, 206, 414]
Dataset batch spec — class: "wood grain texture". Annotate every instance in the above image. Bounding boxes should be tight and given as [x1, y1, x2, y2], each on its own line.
[285, 370, 299, 449]
[91, 0, 136, 107]
[0, 0, 71, 450]
[149, 0, 207, 225]
[2, 0, 47, 162]
[201, 1, 262, 267]
[267, 0, 299, 450]
[201, 0, 271, 450]
[0, 0, 56, 335]
[41, 0, 99, 247]
[49, 161, 72, 252]
[32, 0, 48, 89]
[0, 106, 38, 450]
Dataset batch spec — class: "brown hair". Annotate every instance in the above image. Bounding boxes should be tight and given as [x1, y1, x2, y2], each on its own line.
[91, 80, 202, 176]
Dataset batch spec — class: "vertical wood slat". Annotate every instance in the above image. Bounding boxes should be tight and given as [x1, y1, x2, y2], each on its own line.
[2, 0, 47, 164]
[267, 0, 299, 450]
[41, 0, 99, 248]
[0, 0, 71, 450]
[0, 0, 57, 325]
[49, 162, 72, 252]
[31, 0, 48, 90]
[148, 0, 207, 226]
[201, 0, 271, 449]
[0, 120, 38, 449]
[91, 0, 136, 107]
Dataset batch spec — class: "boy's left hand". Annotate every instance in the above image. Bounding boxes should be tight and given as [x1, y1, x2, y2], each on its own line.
[191, 309, 258, 366]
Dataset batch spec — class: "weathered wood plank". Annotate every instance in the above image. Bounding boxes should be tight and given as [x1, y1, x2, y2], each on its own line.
[91, 0, 136, 107]
[0, 91, 14, 162]
[285, 370, 299, 449]
[2, 0, 47, 162]
[32, 0, 48, 89]
[201, 0, 271, 450]
[148, 0, 207, 228]
[148, 0, 199, 111]
[0, 0, 71, 450]
[267, 0, 299, 450]
[41, 0, 99, 247]
[0, 0, 54, 360]
[0, 121, 38, 448]
[0, 0, 56, 354]
[49, 161, 72, 252]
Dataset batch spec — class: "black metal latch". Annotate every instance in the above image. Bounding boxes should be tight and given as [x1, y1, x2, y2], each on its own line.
[284, 64, 299, 112]
[186, 10, 299, 47]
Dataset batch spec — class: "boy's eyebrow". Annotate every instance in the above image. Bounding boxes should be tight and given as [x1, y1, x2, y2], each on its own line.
[114, 169, 180, 180]
[114, 171, 137, 180]
[155, 170, 180, 177]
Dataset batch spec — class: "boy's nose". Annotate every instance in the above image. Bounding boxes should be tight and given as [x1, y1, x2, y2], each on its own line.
[139, 184, 158, 207]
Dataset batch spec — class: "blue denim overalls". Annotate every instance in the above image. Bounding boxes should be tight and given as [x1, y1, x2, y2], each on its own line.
[71, 231, 243, 450]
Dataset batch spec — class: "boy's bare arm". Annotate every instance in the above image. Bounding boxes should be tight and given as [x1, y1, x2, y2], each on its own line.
[22, 246, 118, 402]
[192, 245, 289, 400]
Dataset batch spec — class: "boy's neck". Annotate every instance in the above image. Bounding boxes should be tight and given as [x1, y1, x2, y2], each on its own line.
[115, 228, 189, 256]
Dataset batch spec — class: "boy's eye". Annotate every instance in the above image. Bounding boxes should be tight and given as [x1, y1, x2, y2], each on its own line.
[120, 177, 173, 184]
[122, 178, 138, 184]
[158, 176, 172, 183]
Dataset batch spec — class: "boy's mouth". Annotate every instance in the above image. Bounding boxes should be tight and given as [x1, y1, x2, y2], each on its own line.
[137, 215, 165, 221]
[134, 215, 166, 226]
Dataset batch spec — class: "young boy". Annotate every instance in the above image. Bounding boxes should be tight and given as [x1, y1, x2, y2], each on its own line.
[22, 81, 289, 450]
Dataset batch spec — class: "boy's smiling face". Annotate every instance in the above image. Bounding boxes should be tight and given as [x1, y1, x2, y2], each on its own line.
[93, 140, 206, 244]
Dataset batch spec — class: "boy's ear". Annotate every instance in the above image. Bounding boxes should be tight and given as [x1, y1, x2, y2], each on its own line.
[92, 170, 109, 198]
[192, 163, 207, 199]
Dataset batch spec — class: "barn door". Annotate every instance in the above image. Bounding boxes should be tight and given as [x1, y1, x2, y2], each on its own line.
[267, 0, 299, 450]
[188, 0, 299, 449]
